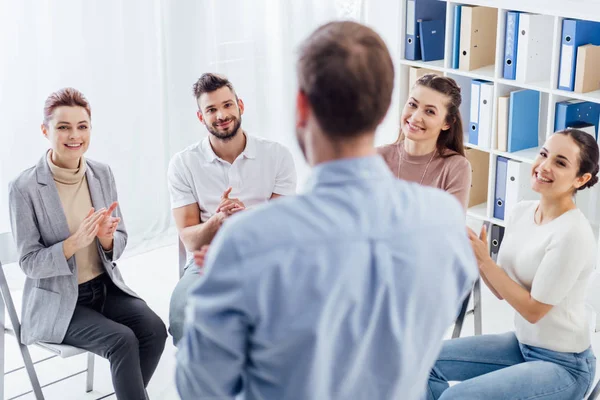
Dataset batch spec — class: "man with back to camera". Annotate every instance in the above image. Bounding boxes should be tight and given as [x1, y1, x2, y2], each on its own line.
[176, 21, 478, 400]
[167, 73, 297, 346]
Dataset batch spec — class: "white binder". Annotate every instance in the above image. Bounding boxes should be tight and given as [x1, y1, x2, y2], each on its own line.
[477, 82, 494, 149]
[516, 14, 554, 83]
[505, 159, 537, 222]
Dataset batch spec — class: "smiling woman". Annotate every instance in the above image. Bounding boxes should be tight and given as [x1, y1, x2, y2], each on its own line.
[377, 74, 472, 210]
[8, 87, 167, 399]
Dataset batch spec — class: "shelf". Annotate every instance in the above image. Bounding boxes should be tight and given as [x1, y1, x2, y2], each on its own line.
[496, 78, 552, 94]
[467, 203, 488, 220]
[490, 217, 507, 228]
[400, 59, 445, 72]
[493, 146, 540, 164]
[447, 64, 495, 81]
[552, 87, 600, 103]
[464, 142, 491, 152]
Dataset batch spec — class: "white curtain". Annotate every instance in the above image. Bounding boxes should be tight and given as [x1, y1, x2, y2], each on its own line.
[1, 0, 385, 253]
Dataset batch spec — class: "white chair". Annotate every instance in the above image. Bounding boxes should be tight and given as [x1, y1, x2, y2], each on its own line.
[0, 232, 102, 399]
[178, 237, 186, 279]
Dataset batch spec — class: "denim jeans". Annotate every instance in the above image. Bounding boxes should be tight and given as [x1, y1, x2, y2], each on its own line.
[426, 332, 596, 400]
[169, 258, 202, 346]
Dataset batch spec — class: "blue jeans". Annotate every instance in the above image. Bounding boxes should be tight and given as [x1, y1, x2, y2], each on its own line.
[168, 259, 202, 346]
[426, 332, 596, 399]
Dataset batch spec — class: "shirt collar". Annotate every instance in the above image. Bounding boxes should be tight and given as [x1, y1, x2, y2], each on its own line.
[305, 155, 392, 190]
[200, 133, 256, 163]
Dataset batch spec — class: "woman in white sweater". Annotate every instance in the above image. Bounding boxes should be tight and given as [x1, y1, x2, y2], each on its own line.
[426, 128, 599, 399]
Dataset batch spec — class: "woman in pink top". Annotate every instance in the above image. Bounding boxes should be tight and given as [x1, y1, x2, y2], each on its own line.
[378, 74, 471, 209]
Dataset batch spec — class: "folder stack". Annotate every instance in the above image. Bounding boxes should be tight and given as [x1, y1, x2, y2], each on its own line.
[557, 19, 600, 92]
[493, 157, 537, 221]
[468, 80, 493, 148]
[405, 0, 446, 61]
[554, 99, 600, 138]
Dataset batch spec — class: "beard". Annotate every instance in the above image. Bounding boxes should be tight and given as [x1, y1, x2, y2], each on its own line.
[206, 115, 242, 141]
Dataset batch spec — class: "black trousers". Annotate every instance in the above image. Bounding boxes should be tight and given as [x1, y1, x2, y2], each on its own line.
[61, 274, 167, 400]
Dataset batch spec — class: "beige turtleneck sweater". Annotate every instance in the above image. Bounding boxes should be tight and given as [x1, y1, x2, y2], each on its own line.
[47, 151, 104, 284]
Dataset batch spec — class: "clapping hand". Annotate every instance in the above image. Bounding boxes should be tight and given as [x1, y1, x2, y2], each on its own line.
[97, 202, 121, 240]
[216, 187, 245, 215]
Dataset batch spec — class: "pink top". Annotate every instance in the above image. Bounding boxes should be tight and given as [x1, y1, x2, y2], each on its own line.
[377, 142, 472, 210]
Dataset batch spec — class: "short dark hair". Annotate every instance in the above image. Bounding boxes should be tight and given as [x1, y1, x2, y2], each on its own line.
[555, 128, 600, 191]
[43, 87, 91, 126]
[297, 21, 394, 138]
[192, 73, 237, 101]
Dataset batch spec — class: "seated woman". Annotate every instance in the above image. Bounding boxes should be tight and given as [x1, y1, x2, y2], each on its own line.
[378, 74, 471, 209]
[9, 88, 167, 400]
[427, 129, 598, 399]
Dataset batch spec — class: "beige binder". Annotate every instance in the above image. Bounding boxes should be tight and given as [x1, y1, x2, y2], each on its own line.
[574, 44, 600, 93]
[459, 6, 498, 71]
[466, 149, 490, 208]
[496, 96, 509, 152]
[408, 67, 440, 91]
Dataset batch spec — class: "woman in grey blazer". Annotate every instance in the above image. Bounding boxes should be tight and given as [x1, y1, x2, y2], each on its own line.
[9, 88, 167, 400]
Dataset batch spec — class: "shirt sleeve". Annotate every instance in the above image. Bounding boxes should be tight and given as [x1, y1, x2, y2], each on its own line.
[175, 223, 249, 400]
[443, 156, 472, 211]
[167, 155, 198, 209]
[272, 145, 297, 196]
[530, 224, 594, 305]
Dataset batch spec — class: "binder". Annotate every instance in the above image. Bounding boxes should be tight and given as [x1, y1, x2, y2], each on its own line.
[496, 95, 510, 152]
[469, 80, 482, 145]
[574, 44, 600, 93]
[515, 14, 554, 83]
[507, 89, 540, 152]
[505, 159, 537, 222]
[568, 123, 596, 137]
[459, 6, 498, 71]
[405, 0, 447, 61]
[466, 149, 490, 208]
[503, 11, 520, 80]
[452, 5, 462, 69]
[490, 225, 505, 262]
[557, 19, 600, 91]
[408, 67, 440, 90]
[554, 99, 600, 139]
[477, 81, 494, 149]
[494, 156, 509, 220]
[420, 19, 446, 62]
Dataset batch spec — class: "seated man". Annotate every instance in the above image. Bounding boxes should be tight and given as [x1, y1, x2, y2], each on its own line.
[167, 73, 296, 346]
[176, 21, 478, 400]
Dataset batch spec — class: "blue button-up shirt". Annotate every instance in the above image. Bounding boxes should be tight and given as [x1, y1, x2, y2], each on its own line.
[176, 155, 478, 400]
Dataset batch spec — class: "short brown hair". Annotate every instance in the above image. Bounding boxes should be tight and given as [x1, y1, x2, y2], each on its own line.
[297, 21, 394, 138]
[43, 88, 91, 126]
[192, 73, 237, 101]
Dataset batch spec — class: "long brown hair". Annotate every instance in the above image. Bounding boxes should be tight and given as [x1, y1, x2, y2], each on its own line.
[398, 74, 465, 158]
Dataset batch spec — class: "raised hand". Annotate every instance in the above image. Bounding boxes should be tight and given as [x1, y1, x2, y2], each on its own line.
[69, 207, 106, 251]
[97, 202, 120, 240]
[216, 187, 245, 215]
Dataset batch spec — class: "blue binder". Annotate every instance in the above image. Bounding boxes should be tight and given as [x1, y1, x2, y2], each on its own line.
[420, 19, 445, 61]
[554, 100, 600, 139]
[469, 80, 482, 145]
[452, 5, 462, 68]
[503, 11, 520, 80]
[405, 0, 447, 60]
[494, 157, 509, 220]
[507, 90, 540, 152]
[557, 19, 600, 91]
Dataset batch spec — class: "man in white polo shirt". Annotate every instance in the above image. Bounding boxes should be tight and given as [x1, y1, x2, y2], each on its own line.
[167, 73, 297, 345]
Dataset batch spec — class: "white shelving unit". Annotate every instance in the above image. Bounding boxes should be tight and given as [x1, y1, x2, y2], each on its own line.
[396, 0, 600, 234]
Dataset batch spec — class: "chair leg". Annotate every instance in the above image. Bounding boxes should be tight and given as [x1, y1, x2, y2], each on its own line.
[452, 291, 471, 339]
[19, 342, 45, 400]
[86, 352, 95, 393]
[473, 278, 482, 336]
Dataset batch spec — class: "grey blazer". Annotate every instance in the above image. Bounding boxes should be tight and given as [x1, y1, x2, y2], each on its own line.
[8, 154, 138, 345]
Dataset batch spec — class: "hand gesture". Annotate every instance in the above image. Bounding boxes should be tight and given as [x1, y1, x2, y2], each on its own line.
[193, 245, 210, 274]
[216, 187, 245, 215]
[70, 207, 106, 251]
[97, 202, 121, 240]
[467, 225, 491, 269]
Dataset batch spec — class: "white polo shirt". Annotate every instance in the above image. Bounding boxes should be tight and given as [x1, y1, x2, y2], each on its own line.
[167, 134, 297, 223]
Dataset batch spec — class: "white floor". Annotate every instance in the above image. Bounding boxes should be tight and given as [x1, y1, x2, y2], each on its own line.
[3, 241, 600, 399]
